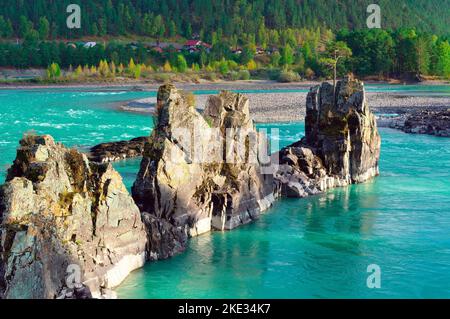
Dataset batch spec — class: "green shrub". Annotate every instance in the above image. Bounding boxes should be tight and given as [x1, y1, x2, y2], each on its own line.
[228, 69, 251, 81]
[277, 70, 301, 82]
[305, 67, 315, 79]
[267, 68, 281, 81]
[153, 73, 172, 83]
[238, 69, 251, 80]
[176, 54, 188, 73]
[203, 72, 217, 81]
[218, 60, 229, 75]
[228, 71, 240, 81]
[227, 60, 239, 70]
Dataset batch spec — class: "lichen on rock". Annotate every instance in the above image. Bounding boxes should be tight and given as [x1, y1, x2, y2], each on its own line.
[132, 84, 274, 260]
[0, 134, 146, 299]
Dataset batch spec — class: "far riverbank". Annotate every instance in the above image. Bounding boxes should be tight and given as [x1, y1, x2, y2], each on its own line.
[1, 78, 449, 91]
[118, 88, 450, 123]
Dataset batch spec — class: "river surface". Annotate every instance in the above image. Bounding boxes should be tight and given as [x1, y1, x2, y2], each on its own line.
[0, 85, 449, 298]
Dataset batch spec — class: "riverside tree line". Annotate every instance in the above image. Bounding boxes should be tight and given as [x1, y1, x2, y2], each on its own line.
[0, 0, 448, 38]
[0, 0, 449, 81]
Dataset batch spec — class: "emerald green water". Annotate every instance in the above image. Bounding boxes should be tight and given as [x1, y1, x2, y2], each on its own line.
[0, 86, 449, 298]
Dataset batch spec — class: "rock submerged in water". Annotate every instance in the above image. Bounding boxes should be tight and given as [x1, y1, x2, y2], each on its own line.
[397, 110, 450, 137]
[0, 135, 146, 299]
[274, 76, 381, 197]
[132, 84, 274, 260]
[88, 136, 149, 163]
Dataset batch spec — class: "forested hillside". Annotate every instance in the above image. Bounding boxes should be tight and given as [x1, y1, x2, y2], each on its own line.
[0, 0, 449, 41]
[0, 0, 449, 82]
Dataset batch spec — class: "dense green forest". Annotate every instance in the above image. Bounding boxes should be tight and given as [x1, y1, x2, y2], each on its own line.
[0, 0, 449, 81]
[0, 0, 449, 39]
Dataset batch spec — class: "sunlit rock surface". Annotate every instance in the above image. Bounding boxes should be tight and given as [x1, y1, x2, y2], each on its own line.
[275, 76, 381, 197]
[132, 84, 274, 261]
[0, 135, 146, 299]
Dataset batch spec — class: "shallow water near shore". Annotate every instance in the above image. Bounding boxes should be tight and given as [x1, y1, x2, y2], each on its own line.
[0, 87, 449, 298]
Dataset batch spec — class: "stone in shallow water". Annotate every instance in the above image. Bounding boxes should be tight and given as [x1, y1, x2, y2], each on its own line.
[403, 110, 450, 137]
[88, 136, 149, 163]
[275, 76, 381, 197]
[132, 84, 275, 261]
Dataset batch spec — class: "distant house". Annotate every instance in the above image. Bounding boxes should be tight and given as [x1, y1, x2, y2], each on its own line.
[256, 47, 266, 55]
[83, 42, 97, 48]
[185, 40, 202, 47]
[232, 47, 243, 55]
[184, 40, 212, 53]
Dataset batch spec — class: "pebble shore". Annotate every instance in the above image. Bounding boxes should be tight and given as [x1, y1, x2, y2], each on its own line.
[121, 90, 450, 123]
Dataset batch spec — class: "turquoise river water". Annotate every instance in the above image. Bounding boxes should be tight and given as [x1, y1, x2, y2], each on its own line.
[0, 85, 449, 298]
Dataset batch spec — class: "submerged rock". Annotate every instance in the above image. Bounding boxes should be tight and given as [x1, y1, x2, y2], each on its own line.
[132, 84, 274, 260]
[275, 76, 381, 197]
[397, 110, 450, 137]
[88, 136, 149, 163]
[0, 135, 146, 299]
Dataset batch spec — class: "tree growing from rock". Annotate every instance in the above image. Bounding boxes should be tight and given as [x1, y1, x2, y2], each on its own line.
[321, 41, 352, 95]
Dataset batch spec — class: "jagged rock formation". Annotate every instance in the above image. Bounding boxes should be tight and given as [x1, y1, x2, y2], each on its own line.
[275, 76, 381, 197]
[132, 84, 274, 260]
[88, 136, 148, 163]
[0, 135, 146, 299]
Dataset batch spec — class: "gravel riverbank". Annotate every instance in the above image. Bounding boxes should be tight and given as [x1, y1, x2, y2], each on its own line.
[120, 91, 450, 123]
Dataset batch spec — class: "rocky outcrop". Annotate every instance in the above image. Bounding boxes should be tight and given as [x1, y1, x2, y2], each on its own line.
[0, 79, 383, 299]
[132, 84, 274, 260]
[0, 135, 146, 299]
[388, 110, 450, 137]
[275, 76, 381, 197]
[88, 136, 148, 163]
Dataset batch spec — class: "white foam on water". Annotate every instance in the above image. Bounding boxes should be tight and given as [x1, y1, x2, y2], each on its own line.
[66, 109, 95, 118]
[89, 132, 105, 137]
[120, 133, 134, 139]
[27, 121, 83, 129]
[98, 124, 118, 129]
[71, 91, 128, 97]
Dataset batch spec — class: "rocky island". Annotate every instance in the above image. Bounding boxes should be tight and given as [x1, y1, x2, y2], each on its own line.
[88, 137, 149, 163]
[274, 76, 381, 198]
[0, 135, 146, 299]
[132, 84, 275, 260]
[383, 109, 450, 137]
[0, 77, 381, 299]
